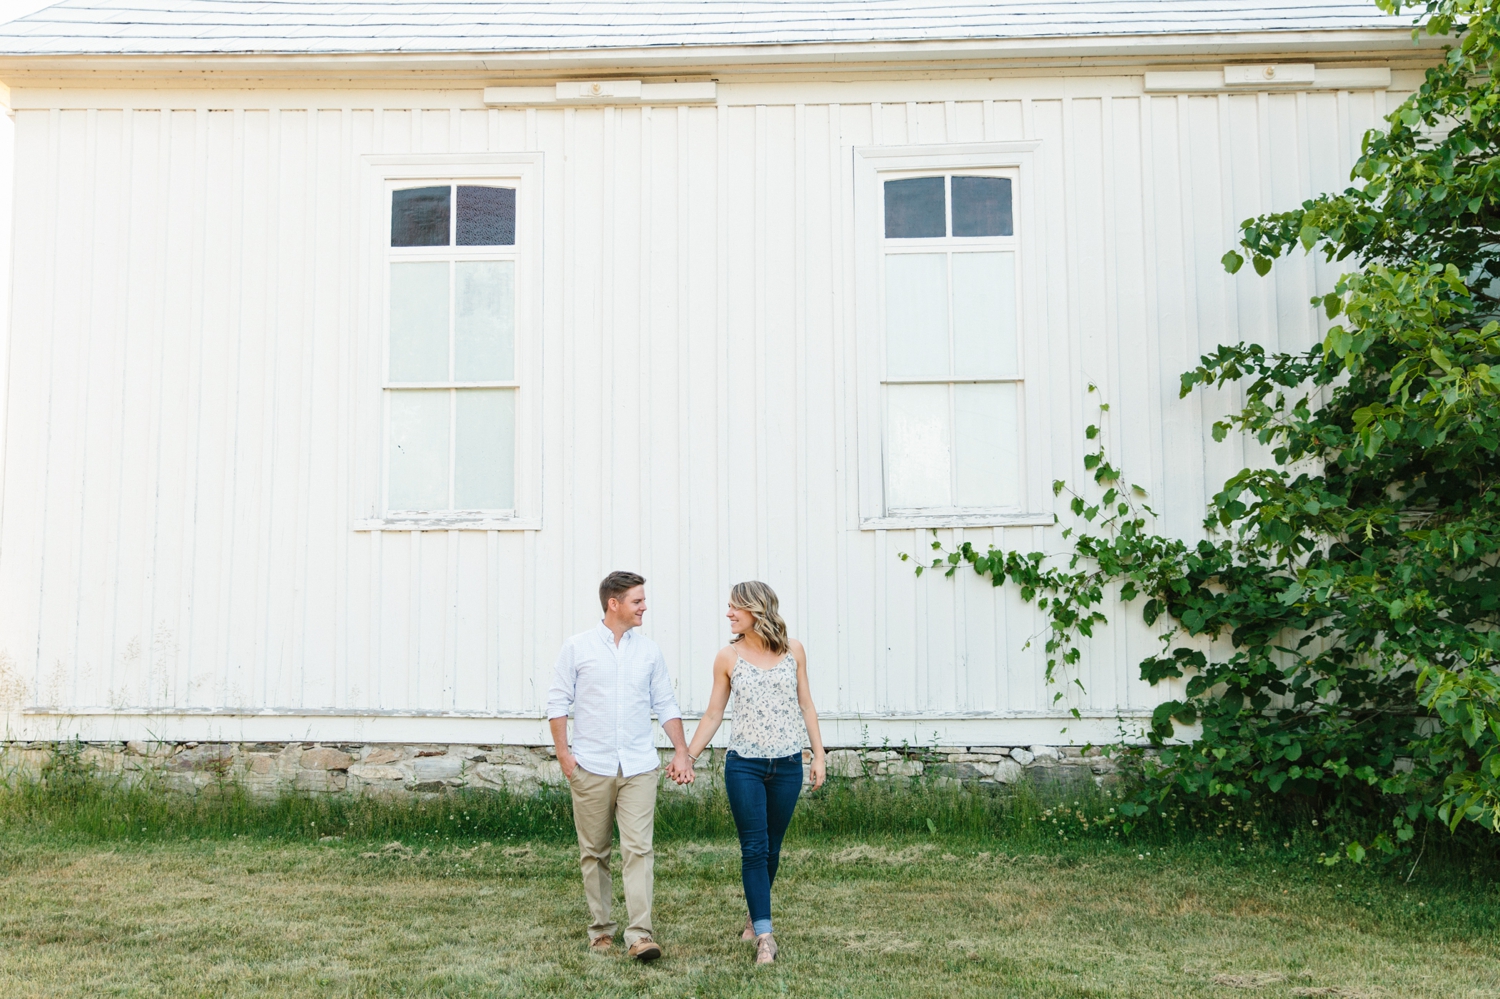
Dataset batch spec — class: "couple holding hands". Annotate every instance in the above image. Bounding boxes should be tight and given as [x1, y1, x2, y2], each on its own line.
[547, 571, 827, 966]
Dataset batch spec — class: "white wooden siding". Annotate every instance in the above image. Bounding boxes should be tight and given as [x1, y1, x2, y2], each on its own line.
[0, 76, 1402, 745]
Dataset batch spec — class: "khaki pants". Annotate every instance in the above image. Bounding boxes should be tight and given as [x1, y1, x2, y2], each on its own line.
[568, 765, 658, 945]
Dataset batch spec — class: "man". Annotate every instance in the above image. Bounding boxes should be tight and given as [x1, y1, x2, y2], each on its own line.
[547, 571, 691, 961]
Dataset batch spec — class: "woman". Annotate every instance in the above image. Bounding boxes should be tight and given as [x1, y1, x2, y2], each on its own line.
[683, 581, 826, 965]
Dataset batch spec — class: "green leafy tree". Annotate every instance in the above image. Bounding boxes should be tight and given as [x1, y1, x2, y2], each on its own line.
[908, 0, 1500, 841]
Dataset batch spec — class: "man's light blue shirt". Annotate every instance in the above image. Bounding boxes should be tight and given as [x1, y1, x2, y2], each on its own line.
[547, 623, 682, 778]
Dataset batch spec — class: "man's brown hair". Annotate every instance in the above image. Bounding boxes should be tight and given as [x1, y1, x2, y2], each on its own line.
[599, 571, 646, 613]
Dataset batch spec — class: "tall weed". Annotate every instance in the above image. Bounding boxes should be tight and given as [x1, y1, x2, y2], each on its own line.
[3, 756, 1497, 882]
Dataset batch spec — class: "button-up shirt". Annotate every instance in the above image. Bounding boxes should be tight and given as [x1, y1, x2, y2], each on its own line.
[547, 623, 682, 779]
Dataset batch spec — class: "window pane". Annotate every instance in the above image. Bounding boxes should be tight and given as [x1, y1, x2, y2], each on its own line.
[389, 261, 450, 382]
[885, 253, 950, 378]
[388, 390, 450, 511]
[457, 186, 516, 246]
[884, 177, 946, 238]
[454, 388, 516, 510]
[952, 252, 1018, 378]
[953, 382, 1020, 508]
[454, 261, 515, 381]
[951, 176, 1012, 237]
[391, 186, 451, 247]
[886, 383, 952, 509]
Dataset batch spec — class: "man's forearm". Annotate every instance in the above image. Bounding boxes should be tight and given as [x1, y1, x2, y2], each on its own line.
[549, 716, 571, 758]
[662, 717, 688, 753]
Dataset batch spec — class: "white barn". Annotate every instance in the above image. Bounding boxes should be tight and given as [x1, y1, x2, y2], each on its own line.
[0, 1, 1439, 757]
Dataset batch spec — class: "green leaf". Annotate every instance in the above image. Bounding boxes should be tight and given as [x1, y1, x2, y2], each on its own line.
[1252, 255, 1273, 276]
[1222, 250, 1245, 274]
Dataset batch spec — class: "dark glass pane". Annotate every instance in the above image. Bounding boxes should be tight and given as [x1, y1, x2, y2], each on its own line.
[457, 186, 517, 246]
[884, 176, 946, 238]
[391, 186, 451, 247]
[951, 176, 1013, 237]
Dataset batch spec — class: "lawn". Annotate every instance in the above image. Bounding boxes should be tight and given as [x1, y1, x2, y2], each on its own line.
[1, 830, 1496, 998]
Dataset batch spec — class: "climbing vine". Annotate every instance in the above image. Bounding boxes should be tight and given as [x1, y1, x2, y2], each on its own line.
[907, 0, 1500, 845]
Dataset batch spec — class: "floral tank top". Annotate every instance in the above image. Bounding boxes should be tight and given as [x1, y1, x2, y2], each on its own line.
[728, 653, 805, 759]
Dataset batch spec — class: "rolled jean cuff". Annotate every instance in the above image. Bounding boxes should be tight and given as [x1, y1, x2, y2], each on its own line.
[752, 918, 773, 936]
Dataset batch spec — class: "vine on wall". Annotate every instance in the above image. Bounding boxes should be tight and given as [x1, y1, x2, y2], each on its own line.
[907, 0, 1500, 850]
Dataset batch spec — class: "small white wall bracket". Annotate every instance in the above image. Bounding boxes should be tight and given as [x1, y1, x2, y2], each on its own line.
[1224, 63, 1315, 86]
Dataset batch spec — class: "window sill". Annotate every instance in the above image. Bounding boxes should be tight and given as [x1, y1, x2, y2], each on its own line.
[353, 516, 541, 532]
[861, 512, 1054, 530]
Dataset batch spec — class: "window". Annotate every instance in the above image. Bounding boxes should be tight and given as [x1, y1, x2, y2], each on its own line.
[385, 182, 519, 516]
[853, 143, 1047, 528]
[357, 153, 542, 532]
[883, 173, 1019, 512]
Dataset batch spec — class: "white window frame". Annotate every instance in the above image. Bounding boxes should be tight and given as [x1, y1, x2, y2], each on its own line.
[354, 153, 544, 531]
[853, 142, 1052, 530]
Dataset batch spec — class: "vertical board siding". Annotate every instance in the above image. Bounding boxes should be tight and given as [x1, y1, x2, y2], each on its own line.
[0, 81, 1390, 736]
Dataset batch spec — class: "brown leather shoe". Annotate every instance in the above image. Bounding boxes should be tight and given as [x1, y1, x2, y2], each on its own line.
[589, 935, 613, 953]
[755, 933, 777, 965]
[741, 916, 755, 941]
[628, 937, 662, 962]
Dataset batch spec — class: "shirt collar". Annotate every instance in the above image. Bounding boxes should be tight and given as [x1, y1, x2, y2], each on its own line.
[597, 621, 633, 647]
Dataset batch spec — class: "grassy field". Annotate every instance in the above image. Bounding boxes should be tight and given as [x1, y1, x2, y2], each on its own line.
[1, 828, 1497, 999]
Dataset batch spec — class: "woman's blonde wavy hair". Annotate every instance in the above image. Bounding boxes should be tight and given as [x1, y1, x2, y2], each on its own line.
[728, 580, 790, 655]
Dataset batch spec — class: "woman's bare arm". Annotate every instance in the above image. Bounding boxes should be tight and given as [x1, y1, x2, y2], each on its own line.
[791, 639, 827, 789]
[685, 647, 737, 761]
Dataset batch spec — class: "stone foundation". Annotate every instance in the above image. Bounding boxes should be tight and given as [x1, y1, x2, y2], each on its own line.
[0, 740, 1118, 797]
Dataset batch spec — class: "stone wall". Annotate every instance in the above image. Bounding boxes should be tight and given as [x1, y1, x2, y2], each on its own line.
[0, 741, 1118, 797]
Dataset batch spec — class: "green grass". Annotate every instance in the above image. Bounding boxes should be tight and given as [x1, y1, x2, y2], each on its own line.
[1, 829, 1497, 998]
[0, 762, 1093, 845]
[1, 773, 1499, 997]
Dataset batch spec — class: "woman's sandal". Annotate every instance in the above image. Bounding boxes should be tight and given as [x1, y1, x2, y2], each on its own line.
[741, 917, 755, 941]
[755, 932, 778, 965]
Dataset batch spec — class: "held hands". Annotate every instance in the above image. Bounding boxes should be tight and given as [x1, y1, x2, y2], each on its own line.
[666, 751, 696, 785]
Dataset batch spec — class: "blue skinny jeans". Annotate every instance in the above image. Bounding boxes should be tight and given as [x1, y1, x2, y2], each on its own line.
[724, 750, 804, 936]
